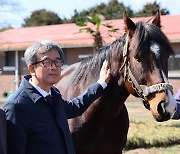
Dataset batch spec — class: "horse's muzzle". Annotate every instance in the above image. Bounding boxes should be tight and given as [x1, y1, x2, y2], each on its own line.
[155, 100, 171, 122]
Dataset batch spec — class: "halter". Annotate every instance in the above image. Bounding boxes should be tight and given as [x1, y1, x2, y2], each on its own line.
[120, 35, 173, 110]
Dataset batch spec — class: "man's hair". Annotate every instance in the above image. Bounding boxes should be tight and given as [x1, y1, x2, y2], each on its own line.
[24, 40, 64, 66]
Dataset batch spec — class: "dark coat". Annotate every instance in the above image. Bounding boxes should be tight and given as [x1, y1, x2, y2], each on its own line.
[2, 75, 104, 154]
[0, 108, 6, 154]
[172, 89, 180, 119]
[172, 103, 180, 119]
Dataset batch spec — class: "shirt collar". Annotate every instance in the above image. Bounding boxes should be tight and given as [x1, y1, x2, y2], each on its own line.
[29, 78, 51, 97]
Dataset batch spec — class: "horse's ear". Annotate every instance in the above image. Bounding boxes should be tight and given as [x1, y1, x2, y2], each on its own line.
[150, 10, 161, 28]
[123, 10, 136, 38]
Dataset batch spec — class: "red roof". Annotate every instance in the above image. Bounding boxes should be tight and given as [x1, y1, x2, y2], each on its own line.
[0, 14, 180, 51]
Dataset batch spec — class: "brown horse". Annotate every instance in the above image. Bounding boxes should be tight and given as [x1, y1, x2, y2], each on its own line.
[56, 11, 177, 154]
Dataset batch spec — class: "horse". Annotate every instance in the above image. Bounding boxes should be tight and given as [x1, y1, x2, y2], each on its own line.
[56, 11, 177, 154]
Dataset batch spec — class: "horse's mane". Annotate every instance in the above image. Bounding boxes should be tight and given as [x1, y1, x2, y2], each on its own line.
[134, 21, 174, 57]
[72, 36, 125, 85]
[71, 21, 174, 86]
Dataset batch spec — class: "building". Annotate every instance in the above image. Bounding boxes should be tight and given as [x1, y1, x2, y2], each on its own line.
[0, 14, 180, 97]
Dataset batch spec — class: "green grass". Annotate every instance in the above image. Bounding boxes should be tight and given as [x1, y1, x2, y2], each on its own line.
[123, 101, 180, 153]
[1, 99, 179, 153]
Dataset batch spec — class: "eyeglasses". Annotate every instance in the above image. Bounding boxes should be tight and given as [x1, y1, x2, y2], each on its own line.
[34, 59, 64, 68]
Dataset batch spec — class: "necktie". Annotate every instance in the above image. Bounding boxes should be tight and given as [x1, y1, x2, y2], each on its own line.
[45, 95, 53, 106]
[45, 95, 56, 117]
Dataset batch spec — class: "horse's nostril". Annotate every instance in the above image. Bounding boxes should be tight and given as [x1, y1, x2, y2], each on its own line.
[157, 100, 166, 114]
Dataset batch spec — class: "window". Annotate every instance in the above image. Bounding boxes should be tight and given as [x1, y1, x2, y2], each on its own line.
[62, 48, 67, 64]
[168, 54, 180, 71]
[168, 54, 180, 78]
[5, 51, 15, 66]
[78, 54, 93, 62]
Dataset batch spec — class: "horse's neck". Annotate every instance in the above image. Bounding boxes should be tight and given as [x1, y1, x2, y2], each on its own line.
[105, 78, 130, 106]
[83, 78, 130, 122]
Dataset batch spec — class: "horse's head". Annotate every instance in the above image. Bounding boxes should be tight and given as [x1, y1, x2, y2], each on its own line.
[122, 11, 176, 122]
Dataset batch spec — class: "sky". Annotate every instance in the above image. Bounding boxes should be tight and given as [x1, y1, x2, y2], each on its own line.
[1, 0, 180, 28]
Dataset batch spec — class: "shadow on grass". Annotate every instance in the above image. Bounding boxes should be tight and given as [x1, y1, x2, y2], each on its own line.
[125, 138, 180, 150]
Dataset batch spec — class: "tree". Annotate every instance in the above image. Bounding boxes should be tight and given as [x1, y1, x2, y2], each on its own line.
[134, 1, 169, 17]
[23, 9, 62, 27]
[89, 0, 133, 19]
[70, 9, 89, 23]
[68, 0, 170, 23]
[76, 14, 119, 52]
[0, 26, 13, 32]
[69, 0, 133, 23]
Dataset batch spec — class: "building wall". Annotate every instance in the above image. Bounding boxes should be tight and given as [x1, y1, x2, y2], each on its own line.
[0, 75, 16, 97]
[0, 42, 179, 98]
[172, 42, 180, 54]
[0, 52, 5, 69]
[65, 47, 94, 65]
[168, 42, 180, 71]
[0, 50, 26, 97]
[0, 47, 95, 97]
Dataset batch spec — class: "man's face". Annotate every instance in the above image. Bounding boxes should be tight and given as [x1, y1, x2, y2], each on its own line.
[30, 49, 62, 91]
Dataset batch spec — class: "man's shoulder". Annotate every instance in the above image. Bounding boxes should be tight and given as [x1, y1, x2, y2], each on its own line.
[3, 88, 30, 110]
[8, 88, 27, 101]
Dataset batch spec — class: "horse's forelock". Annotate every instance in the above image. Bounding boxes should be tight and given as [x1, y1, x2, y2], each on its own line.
[134, 22, 174, 56]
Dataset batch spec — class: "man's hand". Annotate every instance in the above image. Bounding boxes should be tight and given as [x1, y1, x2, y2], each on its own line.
[99, 60, 111, 84]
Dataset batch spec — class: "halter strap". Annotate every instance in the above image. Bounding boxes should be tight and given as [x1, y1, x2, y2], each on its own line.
[140, 83, 173, 97]
[127, 66, 173, 98]
[121, 34, 173, 107]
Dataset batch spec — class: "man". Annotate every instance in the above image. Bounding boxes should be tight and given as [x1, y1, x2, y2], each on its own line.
[0, 68, 7, 154]
[172, 88, 180, 119]
[2, 40, 111, 154]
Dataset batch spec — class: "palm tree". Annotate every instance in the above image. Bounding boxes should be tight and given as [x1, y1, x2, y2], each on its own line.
[76, 14, 119, 52]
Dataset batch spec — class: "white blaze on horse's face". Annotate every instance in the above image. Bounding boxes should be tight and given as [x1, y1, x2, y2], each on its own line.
[150, 41, 160, 58]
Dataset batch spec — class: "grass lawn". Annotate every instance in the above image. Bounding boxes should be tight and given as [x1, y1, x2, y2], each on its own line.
[123, 99, 180, 154]
[1, 97, 179, 153]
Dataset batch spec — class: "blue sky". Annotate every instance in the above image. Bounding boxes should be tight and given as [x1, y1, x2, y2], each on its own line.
[1, 0, 180, 28]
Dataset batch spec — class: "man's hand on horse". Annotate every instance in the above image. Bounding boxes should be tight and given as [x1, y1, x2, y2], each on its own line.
[99, 60, 111, 84]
